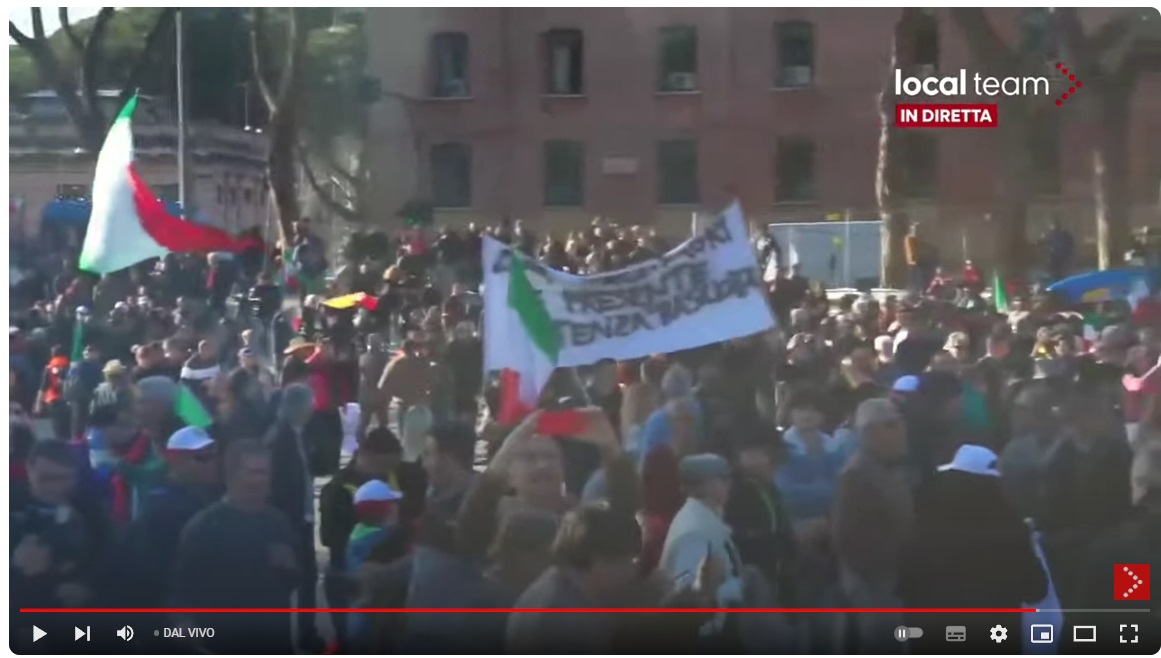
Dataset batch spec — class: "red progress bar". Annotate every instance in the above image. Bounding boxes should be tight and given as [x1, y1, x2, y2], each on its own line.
[21, 607, 1036, 614]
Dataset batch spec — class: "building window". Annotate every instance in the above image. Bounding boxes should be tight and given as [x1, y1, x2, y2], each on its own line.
[901, 133, 939, 199]
[913, 11, 940, 71]
[56, 184, 88, 200]
[228, 188, 238, 205]
[243, 188, 253, 204]
[657, 26, 698, 92]
[157, 184, 179, 202]
[431, 32, 470, 98]
[774, 22, 814, 88]
[543, 29, 584, 95]
[774, 138, 816, 202]
[657, 139, 699, 204]
[431, 142, 472, 208]
[543, 140, 585, 207]
[1029, 114, 1060, 196]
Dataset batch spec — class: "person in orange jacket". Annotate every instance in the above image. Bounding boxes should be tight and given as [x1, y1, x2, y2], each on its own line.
[34, 345, 71, 440]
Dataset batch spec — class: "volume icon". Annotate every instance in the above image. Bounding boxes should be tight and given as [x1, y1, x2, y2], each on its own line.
[116, 626, 134, 641]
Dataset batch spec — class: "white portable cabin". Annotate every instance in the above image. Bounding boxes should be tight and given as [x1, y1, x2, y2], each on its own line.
[764, 218, 883, 289]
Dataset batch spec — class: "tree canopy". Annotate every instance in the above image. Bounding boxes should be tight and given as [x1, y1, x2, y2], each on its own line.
[9, 8, 370, 145]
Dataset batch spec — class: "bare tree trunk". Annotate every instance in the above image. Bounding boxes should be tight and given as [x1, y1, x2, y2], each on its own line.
[994, 99, 1033, 279]
[251, 8, 308, 244]
[1055, 8, 1158, 268]
[1093, 86, 1132, 269]
[267, 107, 302, 245]
[878, 9, 918, 288]
[950, 8, 1039, 280]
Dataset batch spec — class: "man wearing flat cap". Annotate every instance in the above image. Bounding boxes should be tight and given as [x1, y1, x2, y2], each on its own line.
[659, 454, 744, 645]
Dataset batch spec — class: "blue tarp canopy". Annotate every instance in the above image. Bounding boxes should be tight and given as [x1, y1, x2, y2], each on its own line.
[1046, 267, 1157, 303]
[41, 198, 200, 226]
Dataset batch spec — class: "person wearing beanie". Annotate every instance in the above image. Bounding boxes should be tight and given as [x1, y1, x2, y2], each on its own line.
[346, 479, 403, 651]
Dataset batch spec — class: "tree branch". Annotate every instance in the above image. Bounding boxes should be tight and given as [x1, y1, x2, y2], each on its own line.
[1052, 8, 1090, 69]
[1093, 10, 1159, 74]
[117, 8, 177, 108]
[58, 8, 85, 53]
[949, 8, 1019, 73]
[30, 8, 45, 40]
[9, 21, 37, 50]
[274, 8, 308, 112]
[10, 13, 94, 146]
[250, 8, 277, 111]
[1087, 10, 1153, 60]
[298, 145, 359, 222]
[79, 8, 116, 125]
[301, 137, 363, 187]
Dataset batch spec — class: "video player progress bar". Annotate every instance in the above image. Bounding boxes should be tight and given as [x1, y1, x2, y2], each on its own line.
[1036, 608, 1152, 613]
[23, 607, 1038, 614]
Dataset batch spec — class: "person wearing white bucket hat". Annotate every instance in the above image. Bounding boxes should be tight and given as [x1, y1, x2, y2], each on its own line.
[900, 443, 1047, 650]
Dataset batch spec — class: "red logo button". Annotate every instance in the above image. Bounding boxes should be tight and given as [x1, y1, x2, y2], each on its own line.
[1114, 564, 1150, 601]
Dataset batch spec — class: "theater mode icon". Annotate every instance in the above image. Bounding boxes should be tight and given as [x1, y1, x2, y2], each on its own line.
[1073, 625, 1098, 643]
[1114, 564, 1150, 600]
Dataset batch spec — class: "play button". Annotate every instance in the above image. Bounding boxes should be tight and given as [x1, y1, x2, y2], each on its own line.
[33, 626, 46, 642]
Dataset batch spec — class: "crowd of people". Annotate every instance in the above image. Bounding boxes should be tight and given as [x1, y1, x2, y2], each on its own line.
[9, 214, 1160, 654]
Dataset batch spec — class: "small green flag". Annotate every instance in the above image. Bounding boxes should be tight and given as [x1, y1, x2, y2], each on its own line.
[992, 270, 1009, 313]
[70, 320, 85, 363]
[175, 384, 213, 428]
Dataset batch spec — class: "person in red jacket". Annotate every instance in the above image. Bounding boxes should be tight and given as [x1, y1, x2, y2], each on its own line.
[306, 340, 347, 477]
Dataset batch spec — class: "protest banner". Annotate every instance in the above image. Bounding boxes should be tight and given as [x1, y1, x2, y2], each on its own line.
[482, 201, 775, 372]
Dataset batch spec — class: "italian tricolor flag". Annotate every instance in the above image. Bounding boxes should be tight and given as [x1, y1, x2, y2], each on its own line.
[78, 95, 255, 275]
[497, 254, 560, 424]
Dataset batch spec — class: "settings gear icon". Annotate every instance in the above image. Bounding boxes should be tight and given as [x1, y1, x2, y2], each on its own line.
[989, 625, 1008, 643]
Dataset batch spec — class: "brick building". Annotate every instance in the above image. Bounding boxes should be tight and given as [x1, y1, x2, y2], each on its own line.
[364, 8, 1160, 262]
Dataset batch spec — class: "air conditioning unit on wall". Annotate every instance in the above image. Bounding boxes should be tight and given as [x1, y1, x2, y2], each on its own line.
[666, 72, 698, 91]
[440, 78, 469, 97]
[781, 65, 813, 86]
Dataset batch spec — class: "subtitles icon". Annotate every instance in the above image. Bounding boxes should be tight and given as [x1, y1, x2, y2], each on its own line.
[945, 626, 966, 642]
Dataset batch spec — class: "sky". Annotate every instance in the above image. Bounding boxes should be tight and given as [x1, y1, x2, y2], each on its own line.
[9, 7, 102, 43]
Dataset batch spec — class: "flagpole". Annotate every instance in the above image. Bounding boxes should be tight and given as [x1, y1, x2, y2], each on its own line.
[175, 8, 187, 217]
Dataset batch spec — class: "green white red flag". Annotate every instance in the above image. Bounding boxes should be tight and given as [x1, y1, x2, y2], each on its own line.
[78, 95, 256, 275]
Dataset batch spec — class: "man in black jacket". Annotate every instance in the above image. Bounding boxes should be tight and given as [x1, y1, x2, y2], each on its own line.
[726, 433, 796, 605]
[319, 427, 425, 649]
[900, 445, 1047, 651]
[11, 441, 100, 648]
[264, 383, 323, 651]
